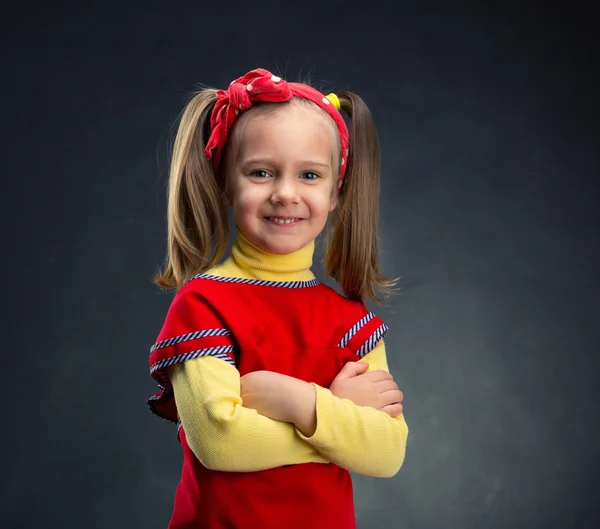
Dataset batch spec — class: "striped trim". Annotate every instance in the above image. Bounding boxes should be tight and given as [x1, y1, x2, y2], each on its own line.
[150, 329, 232, 353]
[174, 419, 184, 442]
[356, 323, 389, 358]
[148, 346, 237, 441]
[185, 273, 321, 289]
[148, 393, 167, 404]
[150, 346, 236, 374]
[338, 312, 375, 348]
[147, 384, 176, 423]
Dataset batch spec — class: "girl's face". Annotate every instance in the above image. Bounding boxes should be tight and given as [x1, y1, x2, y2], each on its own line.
[226, 103, 339, 255]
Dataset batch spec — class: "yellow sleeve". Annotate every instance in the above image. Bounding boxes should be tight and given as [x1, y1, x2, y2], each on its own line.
[170, 355, 329, 472]
[296, 339, 409, 478]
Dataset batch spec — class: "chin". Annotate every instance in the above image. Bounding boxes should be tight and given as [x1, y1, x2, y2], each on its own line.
[263, 240, 305, 255]
[252, 232, 309, 255]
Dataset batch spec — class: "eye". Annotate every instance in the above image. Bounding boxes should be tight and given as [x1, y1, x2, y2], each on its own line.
[301, 171, 320, 181]
[250, 169, 271, 178]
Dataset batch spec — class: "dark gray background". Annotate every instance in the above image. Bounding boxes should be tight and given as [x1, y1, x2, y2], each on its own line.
[2, 2, 598, 528]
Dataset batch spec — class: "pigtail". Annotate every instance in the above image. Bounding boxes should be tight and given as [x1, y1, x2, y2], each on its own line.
[154, 88, 229, 290]
[324, 91, 398, 305]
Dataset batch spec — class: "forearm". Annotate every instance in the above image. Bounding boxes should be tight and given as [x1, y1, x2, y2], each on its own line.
[297, 385, 408, 477]
[289, 340, 409, 477]
[171, 356, 328, 472]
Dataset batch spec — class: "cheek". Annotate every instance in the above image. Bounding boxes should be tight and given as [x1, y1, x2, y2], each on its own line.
[310, 189, 337, 217]
[329, 191, 339, 212]
[232, 183, 265, 213]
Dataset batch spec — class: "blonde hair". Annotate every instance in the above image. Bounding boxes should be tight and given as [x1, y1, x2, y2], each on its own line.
[154, 84, 397, 305]
[323, 92, 397, 304]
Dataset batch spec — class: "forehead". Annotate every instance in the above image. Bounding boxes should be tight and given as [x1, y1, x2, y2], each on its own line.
[231, 100, 340, 163]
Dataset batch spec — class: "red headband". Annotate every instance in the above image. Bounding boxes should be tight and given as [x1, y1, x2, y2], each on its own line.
[204, 68, 350, 187]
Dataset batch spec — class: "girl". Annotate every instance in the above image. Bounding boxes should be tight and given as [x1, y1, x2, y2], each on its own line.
[148, 68, 409, 529]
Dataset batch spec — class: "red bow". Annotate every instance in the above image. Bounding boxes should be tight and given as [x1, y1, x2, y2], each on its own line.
[204, 68, 350, 185]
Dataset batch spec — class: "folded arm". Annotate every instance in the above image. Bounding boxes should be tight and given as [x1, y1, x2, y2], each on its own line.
[308, 339, 409, 477]
[297, 361, 409, 478]
[259, 339, 409, 478]
[170, 356, 329, 472]
[171, 341, 408, 477]
[163, 284, 407, 476]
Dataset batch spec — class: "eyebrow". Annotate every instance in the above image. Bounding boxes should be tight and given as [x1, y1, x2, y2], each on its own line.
[242, 158, 331, 169]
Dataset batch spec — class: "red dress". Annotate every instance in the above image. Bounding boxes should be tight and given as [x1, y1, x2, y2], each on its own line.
[148, 274, 388, 529]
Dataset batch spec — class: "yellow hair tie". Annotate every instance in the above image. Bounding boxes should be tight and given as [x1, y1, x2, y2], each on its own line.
[325, 93, 341, 110]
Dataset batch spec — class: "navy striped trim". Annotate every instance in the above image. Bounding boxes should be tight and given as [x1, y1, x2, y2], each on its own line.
[185, 273, 321, 289]
[148, 393, 167, 404]
[150, 346, 236, 374]
[338, 312, 375, 348]
[148, 391, 174, 411]
[356, 323, 389, 358]
[147, 385, 176, 423]
[150, 329, 232, 353]
[174, 419, 184, 442]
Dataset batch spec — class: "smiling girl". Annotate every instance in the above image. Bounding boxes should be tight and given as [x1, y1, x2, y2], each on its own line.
[148, 68, 409, 529]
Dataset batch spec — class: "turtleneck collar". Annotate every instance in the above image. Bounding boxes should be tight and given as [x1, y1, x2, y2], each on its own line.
[208, 229, 316, 282]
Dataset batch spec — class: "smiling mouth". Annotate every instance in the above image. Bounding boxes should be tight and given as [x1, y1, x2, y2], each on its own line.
[264, 217, 304, 225]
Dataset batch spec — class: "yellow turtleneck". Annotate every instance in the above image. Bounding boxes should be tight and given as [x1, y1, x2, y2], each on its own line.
[212, 230, 317, 282]
[170, 230, 409, 477]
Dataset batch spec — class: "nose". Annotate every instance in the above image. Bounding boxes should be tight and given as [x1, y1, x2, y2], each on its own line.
[270, 175, 300, 205]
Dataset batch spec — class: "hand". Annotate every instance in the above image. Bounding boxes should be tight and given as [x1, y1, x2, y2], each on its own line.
[330, 362, 404, 417]
[240, 370, 312, 424]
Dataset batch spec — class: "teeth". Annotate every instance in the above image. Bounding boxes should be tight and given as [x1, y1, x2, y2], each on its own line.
[270, 217, 298, 224]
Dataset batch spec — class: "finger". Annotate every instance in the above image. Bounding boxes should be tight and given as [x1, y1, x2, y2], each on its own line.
[335, 361, 368, 381]
[381, 403, 403, 417]
[363, 370, 394, 382]
[380, 387, 403, 400]
[336, 363, 359, 380]
[374, 380, 400, 394]
[380, 389, 403, 405]
[355, 362, 370, 373]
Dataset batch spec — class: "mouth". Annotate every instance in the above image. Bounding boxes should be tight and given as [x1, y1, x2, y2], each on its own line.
[264, 216, 305, 226]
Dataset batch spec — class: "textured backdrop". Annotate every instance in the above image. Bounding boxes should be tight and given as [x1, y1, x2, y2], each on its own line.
[2, 2, 598, 528]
